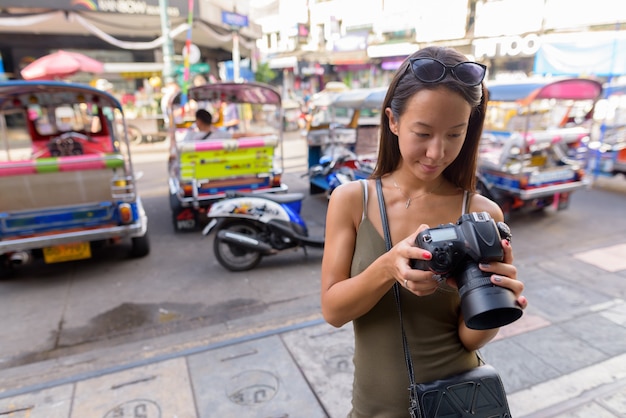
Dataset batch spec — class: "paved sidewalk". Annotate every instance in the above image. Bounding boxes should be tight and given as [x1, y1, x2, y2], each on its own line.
[0, 286, 625, 417]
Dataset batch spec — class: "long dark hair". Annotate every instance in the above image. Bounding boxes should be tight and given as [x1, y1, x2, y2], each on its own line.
[372, 46, 488, 192]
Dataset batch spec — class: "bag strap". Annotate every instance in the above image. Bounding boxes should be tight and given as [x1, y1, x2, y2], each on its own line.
[375, 178, 420, 415]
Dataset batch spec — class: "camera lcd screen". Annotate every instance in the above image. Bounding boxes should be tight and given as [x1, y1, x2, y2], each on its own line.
[429, 228, 458, 242]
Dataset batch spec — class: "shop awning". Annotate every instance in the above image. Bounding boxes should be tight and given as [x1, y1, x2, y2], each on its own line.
[268, 56, 299, 69]
[102, 62, 164, 79]
[534, 31, 626, 77]
[329, 50, 370, 66]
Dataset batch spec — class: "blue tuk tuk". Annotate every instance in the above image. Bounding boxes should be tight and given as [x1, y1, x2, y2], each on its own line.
[478, 77, 603, 219]
[0, 81, 150, 277]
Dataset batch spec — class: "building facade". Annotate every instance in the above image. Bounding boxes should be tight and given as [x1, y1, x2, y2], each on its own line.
[2, 0, 626, 97]
[252, 0, 626, 94]
[0, 0, 262, 89]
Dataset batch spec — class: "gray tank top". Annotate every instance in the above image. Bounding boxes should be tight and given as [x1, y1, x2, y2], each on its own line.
[348, 180, 478, 418]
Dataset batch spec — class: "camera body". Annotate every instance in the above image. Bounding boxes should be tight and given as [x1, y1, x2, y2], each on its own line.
[410, 212, 522, 330]
[410, 211, 509, 274]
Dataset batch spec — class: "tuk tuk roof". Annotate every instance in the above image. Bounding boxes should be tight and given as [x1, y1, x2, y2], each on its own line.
[331, 87, 388, 109]
[186, 82, 282, 106]
[487, 78, 603, 103]
[309, 91, 337, 107]
[0, 80, 122, 111]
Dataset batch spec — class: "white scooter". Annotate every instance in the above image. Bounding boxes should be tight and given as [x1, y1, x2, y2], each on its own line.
[202, 191, 324, 271]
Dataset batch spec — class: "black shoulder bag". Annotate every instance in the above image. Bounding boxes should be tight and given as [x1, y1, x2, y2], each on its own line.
[375, 178, 512, 418]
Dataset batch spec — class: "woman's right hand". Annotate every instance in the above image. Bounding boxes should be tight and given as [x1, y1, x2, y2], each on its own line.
[390, 226, 441, 296]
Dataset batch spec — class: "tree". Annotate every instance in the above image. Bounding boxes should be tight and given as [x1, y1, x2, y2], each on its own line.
[254, 62, 277, 84]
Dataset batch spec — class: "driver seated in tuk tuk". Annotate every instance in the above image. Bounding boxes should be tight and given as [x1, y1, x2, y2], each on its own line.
[184, 109, 232, 141]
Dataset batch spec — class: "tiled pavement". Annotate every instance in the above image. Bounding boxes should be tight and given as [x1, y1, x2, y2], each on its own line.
[0, 315, 625, 417]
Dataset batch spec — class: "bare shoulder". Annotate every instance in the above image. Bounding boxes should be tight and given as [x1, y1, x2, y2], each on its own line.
[329, 180, 367, 208]
[327, 180, 368, 224]
[468, 192, 505, 222]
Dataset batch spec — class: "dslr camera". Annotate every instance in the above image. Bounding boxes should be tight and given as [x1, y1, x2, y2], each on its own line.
[410, 211, 523, 330]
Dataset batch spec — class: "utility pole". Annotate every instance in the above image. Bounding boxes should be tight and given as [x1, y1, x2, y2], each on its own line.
[159, 0, 175, 84]
[232, 6, 241, 82]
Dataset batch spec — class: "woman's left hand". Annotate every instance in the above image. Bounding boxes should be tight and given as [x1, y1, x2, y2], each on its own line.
[478, 239, 527, 309]
[446, 238, 527, 309]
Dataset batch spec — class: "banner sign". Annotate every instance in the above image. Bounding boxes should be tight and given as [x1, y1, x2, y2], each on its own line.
[1, 0, 197, 16]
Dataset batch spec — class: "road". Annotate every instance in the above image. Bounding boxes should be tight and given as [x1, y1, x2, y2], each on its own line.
[0, 130, 328, 370]
[1, 130, 626, 379]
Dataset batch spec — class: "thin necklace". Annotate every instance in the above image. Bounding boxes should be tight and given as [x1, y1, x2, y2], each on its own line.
[391, 174, 444, 209]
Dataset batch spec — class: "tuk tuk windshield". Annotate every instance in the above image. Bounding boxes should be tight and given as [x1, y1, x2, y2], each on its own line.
[0, 81, 125, 162]
[330, 87, 386, 127]
[29, 103, 105, 136]
[170, 82, 283, 141]
[333, 106, 380, 127]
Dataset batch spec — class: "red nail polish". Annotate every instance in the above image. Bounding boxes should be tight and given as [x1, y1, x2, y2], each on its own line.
[423, 252, 432, 260]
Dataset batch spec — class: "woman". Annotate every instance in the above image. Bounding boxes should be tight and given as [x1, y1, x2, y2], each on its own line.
[320, 46, 527, 417]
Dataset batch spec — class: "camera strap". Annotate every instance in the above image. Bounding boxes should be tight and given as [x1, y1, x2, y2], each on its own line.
[375, 178, 422, 418]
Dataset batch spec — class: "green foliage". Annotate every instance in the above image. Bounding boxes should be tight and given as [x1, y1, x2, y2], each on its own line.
[255, 62, 277, 84]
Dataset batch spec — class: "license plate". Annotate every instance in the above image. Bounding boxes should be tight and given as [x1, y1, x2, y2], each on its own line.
[43, 242, 91, 264]
[530, 155, 547, 167]
[529, 169, 575, 185]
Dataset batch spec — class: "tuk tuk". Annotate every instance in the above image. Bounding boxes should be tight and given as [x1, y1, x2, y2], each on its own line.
[588, 83, 626, 177]
[306, 87, 386, 195]
[478, 77, 603, 219]
[167, 82, 288, 232]
[0, 81, 150, 277]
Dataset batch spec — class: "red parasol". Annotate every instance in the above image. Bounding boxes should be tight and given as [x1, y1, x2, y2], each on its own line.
[20, 50, 104, 81]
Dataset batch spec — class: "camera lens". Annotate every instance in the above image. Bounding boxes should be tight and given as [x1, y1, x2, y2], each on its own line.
[456, 261, 523, 330]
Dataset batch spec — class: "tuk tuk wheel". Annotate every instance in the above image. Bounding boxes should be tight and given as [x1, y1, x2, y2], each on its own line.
[130, 233, 150, 258]
[169, 192, 181, 211]
[214, 221, 262, 272]
[0, 256, 15, 280]
[128, 125, 144, 145]
[556, 192, 571, 211]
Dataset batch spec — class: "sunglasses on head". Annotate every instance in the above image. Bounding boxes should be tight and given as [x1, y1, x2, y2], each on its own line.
[409, 58, 486, 87]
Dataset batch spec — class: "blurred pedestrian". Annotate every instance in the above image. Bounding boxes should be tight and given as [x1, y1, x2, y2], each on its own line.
[185, 109, 232, 141]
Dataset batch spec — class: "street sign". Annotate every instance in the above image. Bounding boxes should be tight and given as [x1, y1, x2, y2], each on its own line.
[175, 62, 210, 75]
[221, 11, 248, 28]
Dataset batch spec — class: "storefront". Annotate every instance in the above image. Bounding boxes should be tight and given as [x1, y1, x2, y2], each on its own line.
[0, 0, 260, 84]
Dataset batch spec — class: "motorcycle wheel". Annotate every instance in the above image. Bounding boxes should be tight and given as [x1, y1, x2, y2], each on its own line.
[214, 221, 263, 271]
